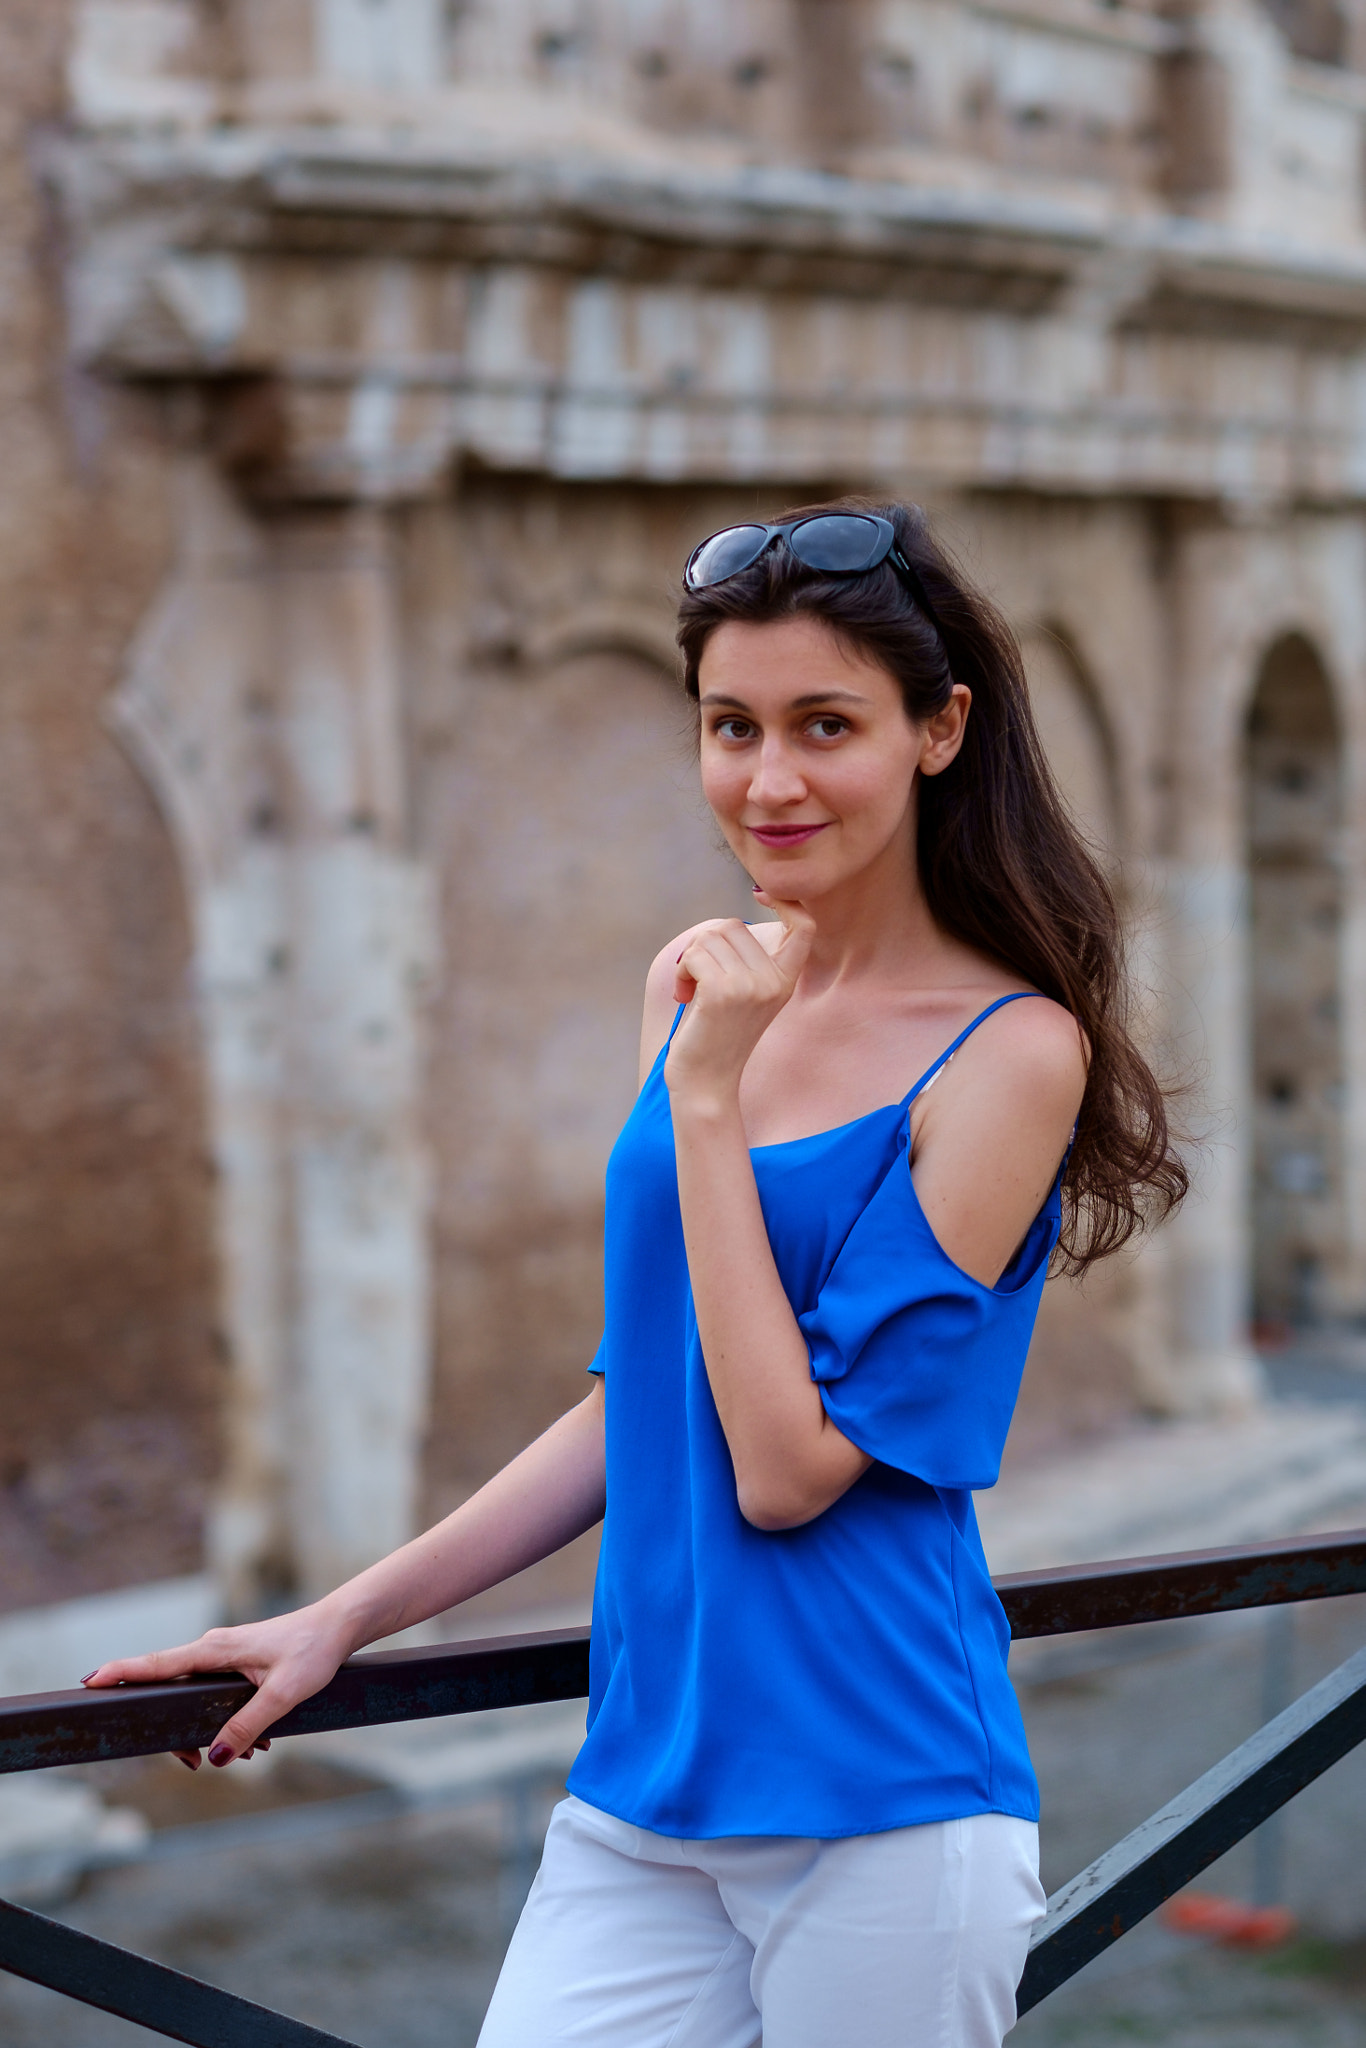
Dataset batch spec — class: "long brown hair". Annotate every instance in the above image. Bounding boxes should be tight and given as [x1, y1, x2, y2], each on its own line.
[676, 497, 1186, 1274]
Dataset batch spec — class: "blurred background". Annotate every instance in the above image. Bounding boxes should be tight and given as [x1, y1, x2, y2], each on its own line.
[2, 0, 1366, 2040]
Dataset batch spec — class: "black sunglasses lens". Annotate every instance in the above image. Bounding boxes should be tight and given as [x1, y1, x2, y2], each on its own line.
[686, 525, 769, 588]
[788, 515, 885, 573]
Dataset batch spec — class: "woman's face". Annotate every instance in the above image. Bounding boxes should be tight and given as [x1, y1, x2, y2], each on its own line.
[696, 614, 966, 902]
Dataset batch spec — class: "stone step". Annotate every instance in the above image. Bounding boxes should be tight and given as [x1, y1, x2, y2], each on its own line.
[978, 1400, 1366, 1576]
[0, 1778, 148, 1905]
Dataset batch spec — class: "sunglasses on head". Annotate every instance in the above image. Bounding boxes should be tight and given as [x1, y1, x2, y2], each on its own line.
[683, 513, 944, 634]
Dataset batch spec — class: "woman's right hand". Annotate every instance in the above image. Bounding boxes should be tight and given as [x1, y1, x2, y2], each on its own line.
[80, 1603, 355, 1771]
[666, 898, 815, 1109]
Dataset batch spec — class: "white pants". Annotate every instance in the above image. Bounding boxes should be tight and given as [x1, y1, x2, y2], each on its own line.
[477, 1795, 1044, 2048]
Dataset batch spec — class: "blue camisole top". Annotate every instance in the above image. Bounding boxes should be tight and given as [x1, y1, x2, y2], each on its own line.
[566, 992, 1061, 1841]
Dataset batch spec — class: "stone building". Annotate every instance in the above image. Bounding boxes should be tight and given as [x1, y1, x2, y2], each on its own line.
[4, 0, 1366, 1625]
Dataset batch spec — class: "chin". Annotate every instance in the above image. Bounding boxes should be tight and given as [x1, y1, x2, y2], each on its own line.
[758, 862, 835, 898]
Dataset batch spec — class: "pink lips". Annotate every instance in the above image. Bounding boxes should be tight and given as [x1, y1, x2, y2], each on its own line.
[748, 822, 830, 848]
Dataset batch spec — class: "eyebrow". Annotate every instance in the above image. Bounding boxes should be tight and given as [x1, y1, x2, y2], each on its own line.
[698, 689, 872, 709]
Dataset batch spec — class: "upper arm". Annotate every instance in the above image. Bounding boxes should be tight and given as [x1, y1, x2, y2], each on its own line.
[638, 941, 681, 1090]
[910, 999, 1086, 1287]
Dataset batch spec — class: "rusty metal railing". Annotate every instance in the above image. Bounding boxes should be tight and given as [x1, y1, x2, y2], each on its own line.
[0, 1529, 1363, 2043]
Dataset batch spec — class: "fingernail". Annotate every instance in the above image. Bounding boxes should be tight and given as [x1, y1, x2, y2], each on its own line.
[751, 884, 762, 895]
[79, 1670, 98, 1685]
[208, 1744, 234, 1768]
[676, 949, 684, 961]
[178, 1755, 199, 1771]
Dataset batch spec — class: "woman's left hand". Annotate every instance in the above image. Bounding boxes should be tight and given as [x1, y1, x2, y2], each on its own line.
[665, 894, 815, 1107]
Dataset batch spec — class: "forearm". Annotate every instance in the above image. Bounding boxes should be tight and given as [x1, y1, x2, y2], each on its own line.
[672, 1098, 866, 1527]
[317, 1386, 606, 1654]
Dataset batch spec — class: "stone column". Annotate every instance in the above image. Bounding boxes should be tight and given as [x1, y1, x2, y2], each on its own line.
[1158, 859, 1263, 1407]
[1339, 732, 1366, 1315]
[272, 509, 436, 1599]
[1321, 520, 1366, 1317]
[1157, 513, 1266, 1413]
[113, 462, 436, 1612]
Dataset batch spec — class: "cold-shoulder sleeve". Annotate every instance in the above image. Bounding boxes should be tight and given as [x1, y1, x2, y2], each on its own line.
[796, 1138, 1058, 1491]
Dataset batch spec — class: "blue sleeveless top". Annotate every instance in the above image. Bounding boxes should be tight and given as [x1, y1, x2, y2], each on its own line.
[567, 993, 1060, 1840]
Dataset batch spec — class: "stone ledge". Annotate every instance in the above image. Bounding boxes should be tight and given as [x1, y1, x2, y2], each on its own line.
[978, 1400, 1366, 1576]
[0, 1577, 219, 1700]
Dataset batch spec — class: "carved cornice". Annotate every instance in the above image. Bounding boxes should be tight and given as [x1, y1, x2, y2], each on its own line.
[49, 129, 1366, 505]
[59, 132, 1106, 284]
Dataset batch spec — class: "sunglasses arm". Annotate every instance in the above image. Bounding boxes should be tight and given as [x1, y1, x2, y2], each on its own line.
[889, 548, 946, 639]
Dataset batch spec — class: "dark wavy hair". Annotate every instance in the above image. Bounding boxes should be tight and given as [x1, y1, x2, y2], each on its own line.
[676, 496, 1186, 1275]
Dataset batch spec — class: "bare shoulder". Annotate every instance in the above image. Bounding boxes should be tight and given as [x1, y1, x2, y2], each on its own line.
[638, 919, 732, 1088]
[915, 992, 1086, 1157]
[913, 994, 1086, 1285]
[972, 993, 1088, 1111]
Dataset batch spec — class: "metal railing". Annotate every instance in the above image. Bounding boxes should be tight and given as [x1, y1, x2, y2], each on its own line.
[0, 1527, 1363, 2044]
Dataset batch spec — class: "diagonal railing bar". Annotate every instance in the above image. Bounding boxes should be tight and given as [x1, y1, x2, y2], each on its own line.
[0, 1896, 360, 2048]
[0, 1533, 1362, 2042]
[996, 1527, 1366, 1641]
[1017, 1640, 1366, 2012]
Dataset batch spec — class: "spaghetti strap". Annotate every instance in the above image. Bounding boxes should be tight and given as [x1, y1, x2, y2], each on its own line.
[902, 991, 1048, 1106]
[666, 1001, 688, 1045]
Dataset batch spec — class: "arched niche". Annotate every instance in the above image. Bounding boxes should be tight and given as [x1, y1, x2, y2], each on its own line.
[0, 724, 220, 1610]
[1261, 0, 1346, 64]
[1012, 624, 1140, 1447]
[1020, 624, 1120, 862]
[424, 645, 754, 1526]
[1244, 632, 1345, 1329]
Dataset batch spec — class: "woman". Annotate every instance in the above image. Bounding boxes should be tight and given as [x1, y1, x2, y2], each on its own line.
[85, 501, 1185, 2047]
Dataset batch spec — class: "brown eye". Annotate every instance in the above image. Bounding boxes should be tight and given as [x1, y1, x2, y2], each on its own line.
[809, 716, 847, 739]
[715, 718, 753, 741]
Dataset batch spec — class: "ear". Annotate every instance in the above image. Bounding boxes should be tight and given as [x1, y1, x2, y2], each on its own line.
[918, 684, 971, 778]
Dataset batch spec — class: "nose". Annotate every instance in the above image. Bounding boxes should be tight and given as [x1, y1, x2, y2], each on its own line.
[748, 736, 807, 809]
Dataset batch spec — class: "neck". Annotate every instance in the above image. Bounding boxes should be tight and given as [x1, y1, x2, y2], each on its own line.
[787, 826, 970, 997]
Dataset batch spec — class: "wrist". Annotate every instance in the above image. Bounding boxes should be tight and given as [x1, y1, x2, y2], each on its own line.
[667, 1085, 744, 1131]
[313, 1585, 393, 1659]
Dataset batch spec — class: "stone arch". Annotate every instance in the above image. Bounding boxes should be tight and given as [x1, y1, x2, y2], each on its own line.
[1244, 631, 1346, 1329]
[1261, 0, 1346, 64]
[522, 602, 681, 677]
[0, 680, 221, 1611]
[1011, 621, 1149, 1441]
[1020, 621, 1122, 859]
[106, 478, 439, 1610]
[423, 639, 754, 1553]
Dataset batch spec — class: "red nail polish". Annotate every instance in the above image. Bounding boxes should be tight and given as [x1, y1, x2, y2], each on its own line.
[208, 1744, 234, 1768]
[676, 950, 684, 962]
[178, 1755, 199, 1771]
[79, 1670, 98, 1684]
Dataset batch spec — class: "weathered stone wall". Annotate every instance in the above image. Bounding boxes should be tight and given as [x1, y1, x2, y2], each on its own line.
[0, 1, 220, 1611]
[408, 480, 1182, 1566]
[409, 483, 751, 1507]
[6, 0, 1366, 1621]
